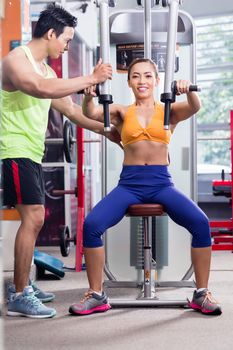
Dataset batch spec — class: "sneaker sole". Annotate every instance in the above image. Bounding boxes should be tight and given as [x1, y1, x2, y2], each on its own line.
[7, 311, 56, 319]
[69, 303, 111, 315]
[188, 301, 222, 316]
[38, 297, 55, 303]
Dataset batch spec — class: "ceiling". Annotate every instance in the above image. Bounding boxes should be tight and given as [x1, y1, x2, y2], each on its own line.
[181, 0, 233, 18]
[30, 0, 233, 19]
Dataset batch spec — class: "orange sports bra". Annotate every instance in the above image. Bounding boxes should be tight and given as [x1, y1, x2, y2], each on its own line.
[121, 102, 172, 147]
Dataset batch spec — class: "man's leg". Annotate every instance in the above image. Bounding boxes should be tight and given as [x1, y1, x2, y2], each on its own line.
[7, 204, 56, 318]
[14, 204, 45, 292]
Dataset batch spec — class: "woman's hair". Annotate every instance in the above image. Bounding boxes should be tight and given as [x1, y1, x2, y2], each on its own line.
[33, 2, 77, 38]
[127, 58, 159, 80]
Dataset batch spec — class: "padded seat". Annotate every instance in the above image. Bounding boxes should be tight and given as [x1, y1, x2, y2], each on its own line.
[127, 203, 164, 217]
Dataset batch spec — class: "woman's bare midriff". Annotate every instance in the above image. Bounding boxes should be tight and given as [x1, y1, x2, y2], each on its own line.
[123, 140, 169, 165]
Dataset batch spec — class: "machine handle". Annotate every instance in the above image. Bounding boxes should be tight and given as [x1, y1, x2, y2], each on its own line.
[98, 94, 113, 132]
[173, 81, 201, 93]
[164, 101, 171, 130]
[77, 84, 100, 96]
[188, 84, 201, 92]
[162, 81, 201, 129]
[103, 103, 111, 132]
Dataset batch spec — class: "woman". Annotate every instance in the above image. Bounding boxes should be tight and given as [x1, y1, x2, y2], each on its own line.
[69, 58, 222, 316]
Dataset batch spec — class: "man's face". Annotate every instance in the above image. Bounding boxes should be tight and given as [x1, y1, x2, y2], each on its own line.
[48, 26, 75, 59]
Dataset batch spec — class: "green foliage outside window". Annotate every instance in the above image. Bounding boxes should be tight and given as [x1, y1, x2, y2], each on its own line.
[196, 16, 233, 168]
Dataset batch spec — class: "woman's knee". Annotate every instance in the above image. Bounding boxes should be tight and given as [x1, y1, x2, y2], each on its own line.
[83, 216, 103, 248]
[190, 213, 211, 248]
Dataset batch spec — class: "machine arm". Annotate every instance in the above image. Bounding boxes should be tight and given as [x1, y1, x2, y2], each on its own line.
[161, 81, 200, 129]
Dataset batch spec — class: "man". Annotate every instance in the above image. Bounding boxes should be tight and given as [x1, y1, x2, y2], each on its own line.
[0, 3, 115, 318]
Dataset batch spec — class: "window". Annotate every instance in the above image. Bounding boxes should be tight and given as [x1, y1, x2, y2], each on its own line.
[196, 15, 233, 171]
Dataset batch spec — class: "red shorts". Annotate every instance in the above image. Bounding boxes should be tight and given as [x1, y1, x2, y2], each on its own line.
[2, 158, 45, 206]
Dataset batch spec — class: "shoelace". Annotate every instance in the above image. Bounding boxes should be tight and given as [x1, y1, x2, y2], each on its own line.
[23, 294, 42, 307]
[202, 291, 218, 307]
[33, 287, 42, 297]
[80, 290, 94, 304]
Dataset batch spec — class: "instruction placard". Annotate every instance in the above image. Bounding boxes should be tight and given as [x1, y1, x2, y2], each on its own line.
[116, 43, 179, 73]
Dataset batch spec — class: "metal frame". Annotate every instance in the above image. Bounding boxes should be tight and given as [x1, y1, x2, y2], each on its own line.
[209, 110, 233, 251]
[107, 212, 193, 307]
[104, 0, 196, 307]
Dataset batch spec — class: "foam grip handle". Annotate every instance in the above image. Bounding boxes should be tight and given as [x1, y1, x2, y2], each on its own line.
[164, 101, 171, 129]
[189, 85, 201, 92]
[103, 103, 110, 130]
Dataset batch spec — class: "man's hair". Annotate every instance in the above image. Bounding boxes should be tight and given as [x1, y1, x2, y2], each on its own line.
[127, 58, 159, 80]
[33, 2, 77, 38]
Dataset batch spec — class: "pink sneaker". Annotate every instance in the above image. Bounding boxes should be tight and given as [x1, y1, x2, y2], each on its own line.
[188, 289, 222, 316]
[69, 290, 111, 316]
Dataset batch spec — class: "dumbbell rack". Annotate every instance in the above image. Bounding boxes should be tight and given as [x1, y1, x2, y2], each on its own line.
[209, 110, 233, 251]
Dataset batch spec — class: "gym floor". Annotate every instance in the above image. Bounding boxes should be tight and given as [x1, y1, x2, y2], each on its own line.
[2, 246, 233, 350]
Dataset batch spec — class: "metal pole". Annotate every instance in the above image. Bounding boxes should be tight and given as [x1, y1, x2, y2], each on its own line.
[230, 111, 233, 235]
[163, 0, 179, 93]
[161, 0, 180, 129]
[144, 0, 152, 59]
[143, 217, 152, 298]
[99, 2, 111, 96]
[98, 1, 113, 132]
[76, 127, 85, 272]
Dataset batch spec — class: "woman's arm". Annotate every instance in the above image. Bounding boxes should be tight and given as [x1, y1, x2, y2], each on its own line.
[82, 86, 124, 127]
[170, 80, 201, 125]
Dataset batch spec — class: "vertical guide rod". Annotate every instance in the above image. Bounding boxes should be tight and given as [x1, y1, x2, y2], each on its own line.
[98, 1, 116, 280]
[164, 0, 179, 94]
[98, 1, 113, 132]
[144, 0, 152, 59]
[161, 0, 179, 129]
[99, 2, 111, 95]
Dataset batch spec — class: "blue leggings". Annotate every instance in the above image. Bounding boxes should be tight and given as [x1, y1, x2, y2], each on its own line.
[84, 165, 211, 248]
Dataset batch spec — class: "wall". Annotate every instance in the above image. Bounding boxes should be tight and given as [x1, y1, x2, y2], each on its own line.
[1, 0, 21, 58]
[31, 1, 98, 50]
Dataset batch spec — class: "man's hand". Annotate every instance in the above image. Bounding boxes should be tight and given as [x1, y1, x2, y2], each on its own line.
[92, 58, 112, 84]
[84, 85, 98, 97]
[105, 125, 123, 149]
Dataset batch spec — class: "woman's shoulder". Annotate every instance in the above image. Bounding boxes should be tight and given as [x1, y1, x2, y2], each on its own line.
[112, 103, 134, 116]
[156, 101, 164, 110]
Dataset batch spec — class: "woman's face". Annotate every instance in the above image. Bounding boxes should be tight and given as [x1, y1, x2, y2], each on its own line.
[128, 62, 159, 99]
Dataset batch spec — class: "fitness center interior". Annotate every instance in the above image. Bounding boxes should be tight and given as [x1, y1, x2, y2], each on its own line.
[0, 0, 233, 349]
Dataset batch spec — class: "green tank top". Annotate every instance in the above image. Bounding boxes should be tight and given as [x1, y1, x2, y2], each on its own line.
[0, 45, 55, 163]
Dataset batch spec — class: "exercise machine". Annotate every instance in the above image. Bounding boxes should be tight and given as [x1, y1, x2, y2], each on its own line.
[210, 110, 233, 251]
[103, 0, 198, 306]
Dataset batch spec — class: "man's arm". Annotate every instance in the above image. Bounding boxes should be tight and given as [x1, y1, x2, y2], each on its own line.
[52, 97, 106, 133]
[3, 50, 112, 99]
[52, 97, 122, 147]
[170, 80, 201, 125]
